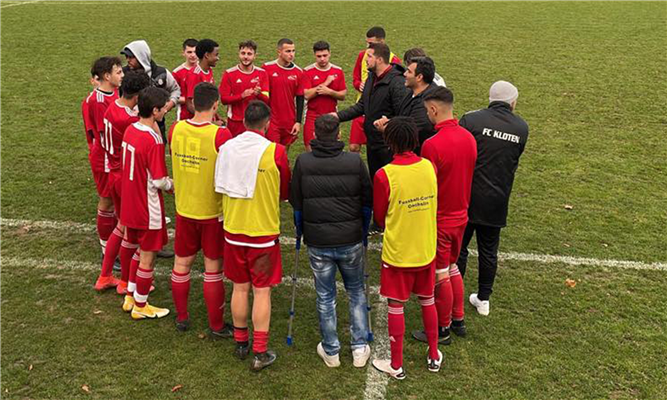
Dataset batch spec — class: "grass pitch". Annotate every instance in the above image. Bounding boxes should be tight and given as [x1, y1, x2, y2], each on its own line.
[1, 1, 666, 399]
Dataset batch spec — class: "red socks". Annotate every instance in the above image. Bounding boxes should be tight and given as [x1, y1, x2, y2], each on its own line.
[119, 240, 137, 284]
[100, 227, 122, 277]
[387, 303, 405, 370]
[450, 265, 465, 321]
[171, 270, 191, 323]
[97, 209, 116, 253]
[234, 326, 249, 344]
[203, 272, 225, 331]
[419, 296, 440, 360]
[435, 275, 454, 328]
[127, 250, 140, 296]
[253, 330, 269, 354]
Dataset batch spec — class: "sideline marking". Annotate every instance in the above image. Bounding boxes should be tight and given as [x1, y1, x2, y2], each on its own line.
[4, 218, 665, 272]
[0, 1, 41, 9]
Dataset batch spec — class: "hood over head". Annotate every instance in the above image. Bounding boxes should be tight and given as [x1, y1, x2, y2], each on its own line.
[122, 40, 153, 75]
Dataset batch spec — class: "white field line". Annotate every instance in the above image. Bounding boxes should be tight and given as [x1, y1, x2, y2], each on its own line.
[3, 218, 666, 272]
[0, 1, 41, 9]
[363, 292, 389, 400]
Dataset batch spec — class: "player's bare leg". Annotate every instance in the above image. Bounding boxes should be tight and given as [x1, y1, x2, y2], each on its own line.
[171, 254, 196, 329]
[203, 256, 231, 338]
[232, 282, 252, 359]
[131, 250, 169, 320]
[250, 286, 276, 371]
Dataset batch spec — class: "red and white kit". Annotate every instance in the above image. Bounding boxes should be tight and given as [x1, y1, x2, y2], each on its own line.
[261, 60, 305, 145]
[173, 63, 195, 121]
[303, 63, 346, 146]
[85, 88, 119, 196]
[219, 65, 270, 137]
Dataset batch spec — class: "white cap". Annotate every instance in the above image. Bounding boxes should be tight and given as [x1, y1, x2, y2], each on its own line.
[489, 81, 518, 105]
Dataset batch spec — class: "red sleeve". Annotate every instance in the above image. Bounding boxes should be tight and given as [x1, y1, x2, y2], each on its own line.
[167, 121, 178, 144]
[185, 73, 199, 99]
[353, 50, 365, 92]
[296, 70, 305, 96]
[335, 70, 347, 91]
[215, 127, 232, 149]
[302, 71, 313, 90]
[372, 168, 390, 229]
[91, 101, 106, 135]
[420, 140, 436, 164]
[82, 99, 94, 147]
[219, 71, 242, 104]
[274, 145, 291, 201]
[147, 142, 168, 180]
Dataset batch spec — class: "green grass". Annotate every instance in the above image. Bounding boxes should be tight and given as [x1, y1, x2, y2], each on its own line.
[2, 1, 666, 399]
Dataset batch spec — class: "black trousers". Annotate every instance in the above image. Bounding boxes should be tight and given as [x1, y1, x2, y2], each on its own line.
[456, 223, 502, 301]
[367, 145, 393, 180]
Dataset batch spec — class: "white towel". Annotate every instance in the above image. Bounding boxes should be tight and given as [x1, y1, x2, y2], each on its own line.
[215, 131, 271, 199]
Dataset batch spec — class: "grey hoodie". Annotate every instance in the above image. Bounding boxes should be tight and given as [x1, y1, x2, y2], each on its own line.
[123, 40, 180, 106]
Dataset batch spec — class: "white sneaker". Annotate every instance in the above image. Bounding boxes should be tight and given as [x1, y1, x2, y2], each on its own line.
[427, 349, 443, 372]
[371, 359, 406, 380]
[469, 293, 490, 316]
[352, 344, 371, 368]
[317, 342, 340, 368]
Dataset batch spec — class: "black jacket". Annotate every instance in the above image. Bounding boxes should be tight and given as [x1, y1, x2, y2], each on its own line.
[289, 140, 373, 248]
[459, 102, 529, 227]
[397, 83, 438, 155]
[337, 64, 410, 150]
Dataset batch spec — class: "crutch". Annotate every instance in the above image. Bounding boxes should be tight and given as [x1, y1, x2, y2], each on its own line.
[363, 242, 374, 342]
[286, 235, 301, 346]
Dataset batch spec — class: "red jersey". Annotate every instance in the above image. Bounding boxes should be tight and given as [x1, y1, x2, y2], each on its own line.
[185, 64, 215, 100]
[103, 100, 139, 171]
[120, 122, 170, 230]
[81, 96, 94, 150]
[219, 65, 270, 122]
[173, 63, 195, 120]
[261, 60, 305, 128]
[86, 89, 119, 172]
[303, 63, 346, 116]
[421, 119, 478, 225]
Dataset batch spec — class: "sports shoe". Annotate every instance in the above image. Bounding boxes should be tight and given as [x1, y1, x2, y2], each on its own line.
[209, 324, 233, 339]
[411, 327, 451, 345]
[250, 350, 277, 371]
[157, 248, 174, 259]
[469, 293, 490, 316]
[94, 275, 120, 291]
[131, 303, 170, 320]
[234, 343, 250, 360]
[352, 344, 371, 368]
[427, 349, 444, 372]
[372, 359, 406, 380]
[116, 281, 128, 295]
[175, 318, 190, 332]
[451, 319, 467, 337]
[122, 295, 135, 312]
[316, 342, 340, 368]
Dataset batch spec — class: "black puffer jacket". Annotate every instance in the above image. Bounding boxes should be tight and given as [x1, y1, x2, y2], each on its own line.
[337, 64, 410, 150]
[289, 140, 373, 248]
[397, 83, 439, 155]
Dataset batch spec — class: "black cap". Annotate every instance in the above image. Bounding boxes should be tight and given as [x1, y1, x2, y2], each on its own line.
[120, 47, 135, 58]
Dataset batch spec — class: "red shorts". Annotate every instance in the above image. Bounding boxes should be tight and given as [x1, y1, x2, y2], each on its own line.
[107, 170, 122, 216]
[436, 222, 467, 272]
[303, 113, 317, 147]
[380, 261, 436, 302]
[174, 214, 224, 259]
[223, 240, 282, 288]
[349, 116, 366, 145]
[126, 226, 168, 252]
[89, 148, 111, 197]
[267, 123, 295, 146]
[227, 119, 246, 137]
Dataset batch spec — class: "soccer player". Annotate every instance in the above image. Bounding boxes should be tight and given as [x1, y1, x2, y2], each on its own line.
[96, 71, 151, 294]
[371, 116, 442, 379]
[302, 41, 347, 152]
[262, 38, 305, 149]
[120, 87, 173, 320]
[219, 40, 269, 137]
[456, 81, 529, 316]
[83, 56, 123, 275]
[169, 82, 233, 336]
[185, 39, 220, 122]
[214, 101, 290, 371]
[411, 87, 477, 344]
[349, 27, 401, 153]
[173, 38, 199, 122]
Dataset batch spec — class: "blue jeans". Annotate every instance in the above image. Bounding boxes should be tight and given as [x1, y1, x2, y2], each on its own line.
[308, 242, 369, 356]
